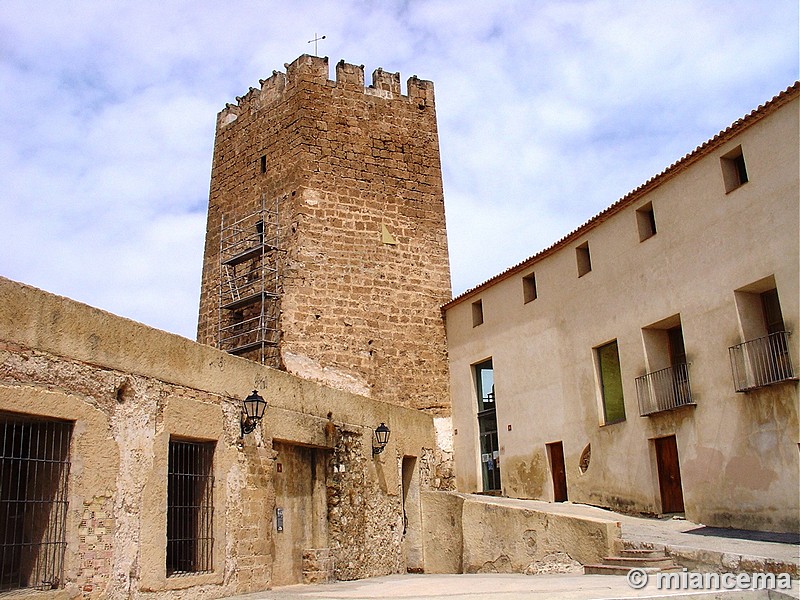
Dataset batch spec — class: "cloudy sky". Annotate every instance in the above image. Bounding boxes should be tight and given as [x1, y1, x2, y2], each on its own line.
[1, 1, 797, 340]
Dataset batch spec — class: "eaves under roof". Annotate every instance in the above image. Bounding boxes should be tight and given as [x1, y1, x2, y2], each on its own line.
[442, 81, 800, 311]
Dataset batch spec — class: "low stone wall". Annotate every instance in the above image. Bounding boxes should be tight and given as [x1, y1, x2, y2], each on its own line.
[421, 492, 621, 575]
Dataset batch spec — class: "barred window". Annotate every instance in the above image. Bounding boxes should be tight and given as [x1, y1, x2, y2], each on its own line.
[0, 413, 72, 592]
[166, 439, 214, 576]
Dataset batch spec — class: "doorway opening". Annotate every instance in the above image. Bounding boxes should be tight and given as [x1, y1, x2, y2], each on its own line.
[546, 441, 568, 502]
[653, 435, 685, 514]
[401, 456, 423, 572]
[271, 442, 330, 586]
[474, 359, 500, 492]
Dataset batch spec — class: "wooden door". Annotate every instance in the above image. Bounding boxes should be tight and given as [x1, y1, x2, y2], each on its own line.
[654, 436, 685, 514]
[547, 441, 568, 502]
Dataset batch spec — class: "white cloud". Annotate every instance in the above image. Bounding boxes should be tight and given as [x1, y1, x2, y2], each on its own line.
[0, 0, 796, 337]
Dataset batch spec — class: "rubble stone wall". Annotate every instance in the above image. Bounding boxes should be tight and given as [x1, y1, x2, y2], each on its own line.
[0, 276, 438, 599]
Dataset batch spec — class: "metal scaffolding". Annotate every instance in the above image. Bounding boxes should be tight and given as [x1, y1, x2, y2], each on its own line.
[217, 194, 281, 367]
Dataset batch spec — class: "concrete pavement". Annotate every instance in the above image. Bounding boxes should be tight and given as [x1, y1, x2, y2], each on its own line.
[221, 573, 799, 600]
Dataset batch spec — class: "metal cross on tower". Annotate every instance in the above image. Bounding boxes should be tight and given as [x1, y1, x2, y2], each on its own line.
[307, 33, 326, 56]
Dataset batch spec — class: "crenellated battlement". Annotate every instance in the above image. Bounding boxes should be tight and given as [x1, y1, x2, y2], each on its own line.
[201, 53, 451, 417]
[216, 54, 435, 128]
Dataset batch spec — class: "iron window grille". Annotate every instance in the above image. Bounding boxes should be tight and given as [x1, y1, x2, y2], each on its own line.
[635, 363, 695, 416]
[0, 413, 72, 592]
[729, 331, 795, 392]
[166, 439, 215, 576]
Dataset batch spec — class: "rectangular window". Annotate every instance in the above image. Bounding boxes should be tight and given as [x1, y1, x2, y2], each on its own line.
[637, 317, 694, 415]
[0, 413, 72, 592]
[475, 359, 495, 412]
[474, 359, 500, 492]
[472, 299, 484, 327]
[167, 439, 215, 576]
[576, 242, 592, 277]
[720, 145, 748, 193]
[636, 202, 657, 241]
[596, 341, 625, 424]
[730, 279, 794, 391]
[260, 155, 267, 173]
[522, 272, 537, 303]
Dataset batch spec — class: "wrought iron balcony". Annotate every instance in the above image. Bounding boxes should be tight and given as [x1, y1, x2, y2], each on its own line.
[635, 363, 694, 416]
[729, 331, 795, 392]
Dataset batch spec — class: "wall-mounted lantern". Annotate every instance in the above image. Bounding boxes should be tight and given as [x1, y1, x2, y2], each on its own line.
[372, 422, 390, 456]
[241, 390, 267, 437]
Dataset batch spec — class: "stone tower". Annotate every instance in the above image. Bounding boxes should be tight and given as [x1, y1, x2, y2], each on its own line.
[197, 55, 451, 414]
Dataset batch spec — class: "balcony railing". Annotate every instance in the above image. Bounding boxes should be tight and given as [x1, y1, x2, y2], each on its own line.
[729, 331, 795, 392]
[635, 363, 694, 416]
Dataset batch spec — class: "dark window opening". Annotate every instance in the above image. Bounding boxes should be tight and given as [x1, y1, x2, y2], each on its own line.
[522, 272, 537, 303]
[0, 413, 72, 592]
[668, 325, 687, 368]
[636, 202, 657, 241]
[733, 154, 748, 185]
[761, 288, 786, 335]
[721, 146, 749, 193]
[167, 439, 215, 576]
[576, 242, 592, 277]
[730, 281, 794, 391]
[667, 324, 692, 407]
[472, 299, 484, 327]
[259, 155, 267, 174]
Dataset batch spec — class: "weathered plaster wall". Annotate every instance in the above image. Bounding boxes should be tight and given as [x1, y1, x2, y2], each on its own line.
[446, 89, 799, 532]
[0, 275, 438, 599]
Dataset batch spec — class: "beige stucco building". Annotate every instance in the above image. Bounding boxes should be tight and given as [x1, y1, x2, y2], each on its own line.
[444, 83, 799, 533]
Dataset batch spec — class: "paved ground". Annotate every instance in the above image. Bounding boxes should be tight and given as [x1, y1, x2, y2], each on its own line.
[221, 498, 800, 600]
[224, 573, 800, 600]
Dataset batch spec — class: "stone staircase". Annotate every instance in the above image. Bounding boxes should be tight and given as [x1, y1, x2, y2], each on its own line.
[584, 547, 681, 575]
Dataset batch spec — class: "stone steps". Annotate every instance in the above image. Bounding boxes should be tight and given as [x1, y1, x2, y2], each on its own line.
[584, 548, 681, 575]
[584, 564, 661, 576]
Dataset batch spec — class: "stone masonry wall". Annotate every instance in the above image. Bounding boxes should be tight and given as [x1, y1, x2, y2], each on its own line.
[1, 338, 434, 597]
[327, 427, 402, 580]
[0, 341, 260, 600]
[0, 275, 441, 598]
[197, 54, 452, 416]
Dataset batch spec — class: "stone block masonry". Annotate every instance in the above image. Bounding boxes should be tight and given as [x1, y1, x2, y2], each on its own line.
[197, 54, 452, 416]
